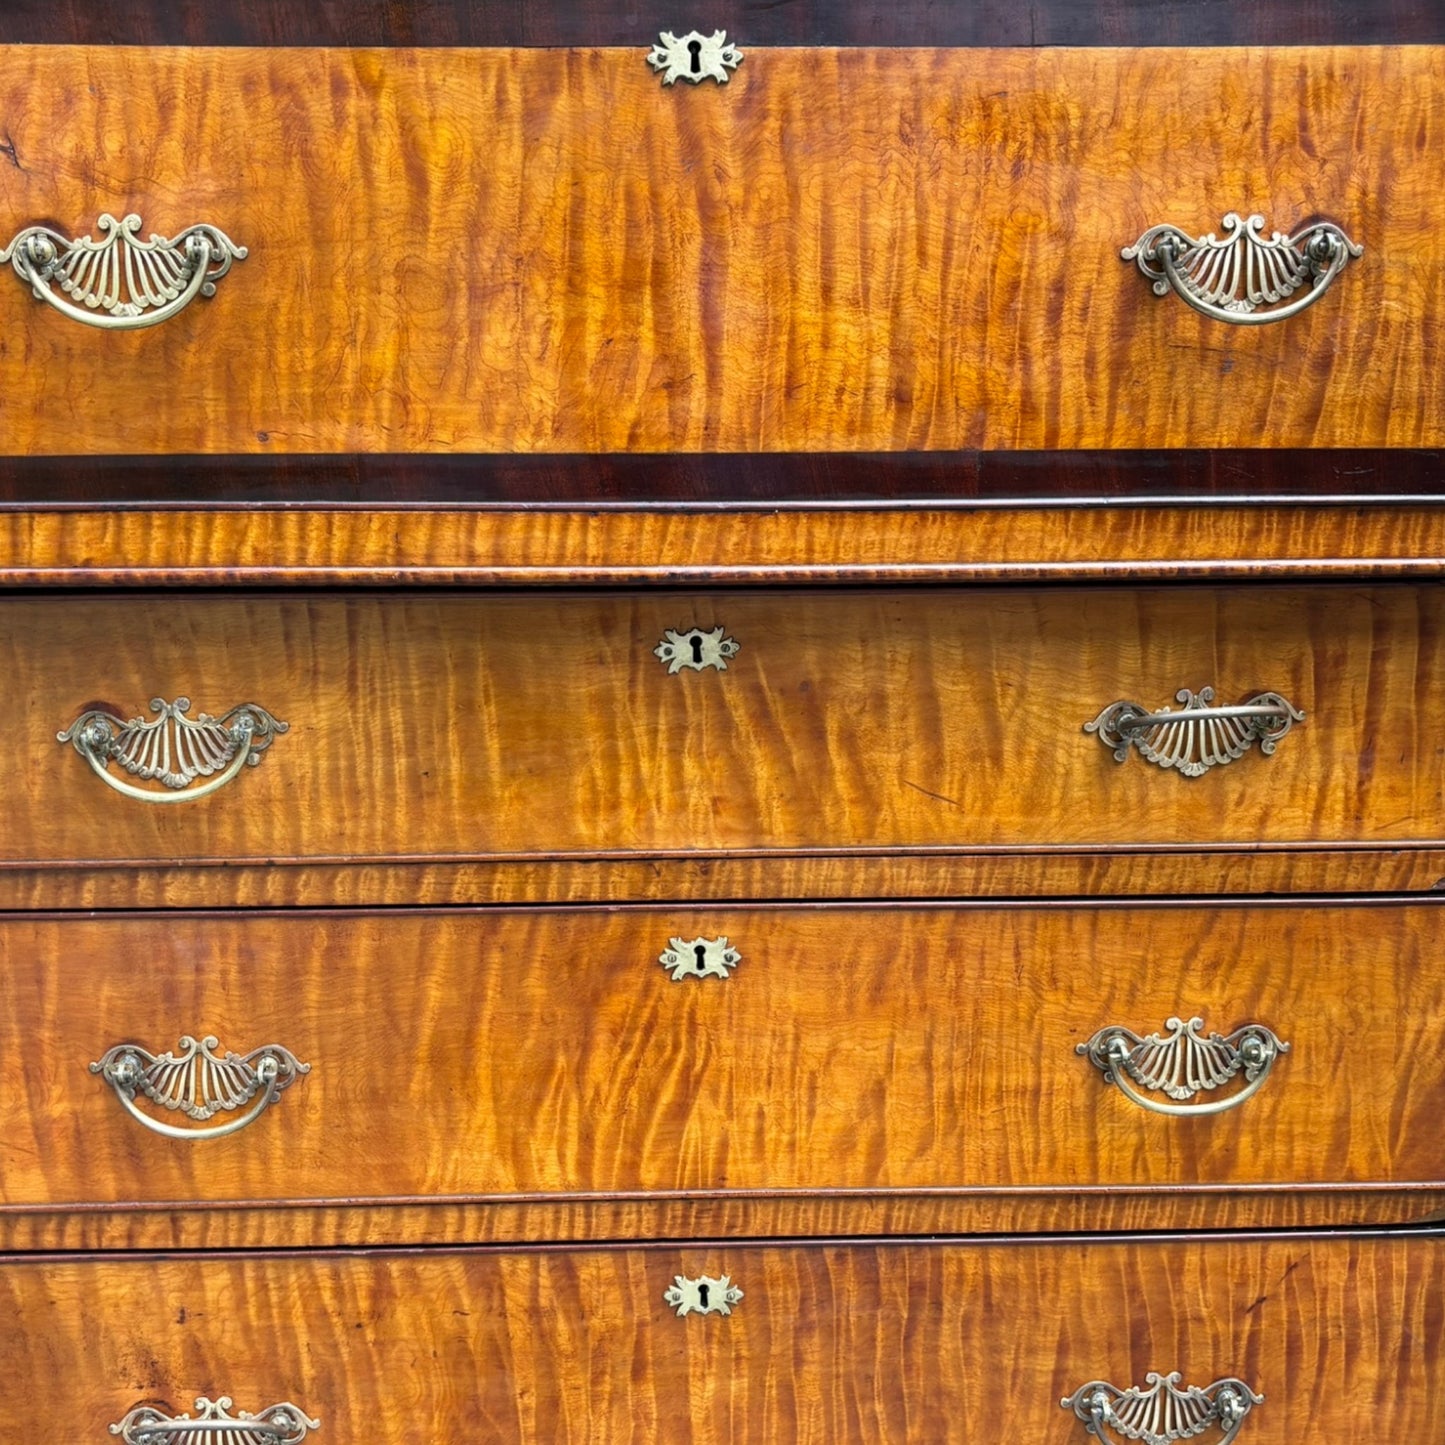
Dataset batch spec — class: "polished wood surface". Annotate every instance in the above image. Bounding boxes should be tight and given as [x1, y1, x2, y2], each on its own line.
[3, 903, 1441, 1210]
[0, 47, 1439, 454]
[2, 1234, 1440, 1443]
[8, 505, 1445, 586]
[5, 587, 1444, 866]
[7, 0, 1442, 46]
[8, 1186, 1445, 1253]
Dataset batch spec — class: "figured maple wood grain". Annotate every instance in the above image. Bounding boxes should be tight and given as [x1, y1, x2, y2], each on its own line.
[0, 47, 1440, 453]
[1, 1235, 1441, 1443]
[8, 505, 1445, 585]
[3, 903, 1442, 1209]
[7, 1187, 1445, 1252]
[3, 586, 1444, 866]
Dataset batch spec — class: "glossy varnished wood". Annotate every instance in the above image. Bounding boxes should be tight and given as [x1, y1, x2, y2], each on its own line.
[4, 586, 1445, 867]
[8, 505, 1445, 585]
[1, 1234, 1441, 1443]
[6, 1186, 1445, 1253]
[3, 903, 1442, 1210]
[0, 48, 1441, 454]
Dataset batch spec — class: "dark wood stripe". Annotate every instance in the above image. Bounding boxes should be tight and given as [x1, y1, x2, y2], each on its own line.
[5, 0, 1442, 46]
[0, 451, 1441, 509]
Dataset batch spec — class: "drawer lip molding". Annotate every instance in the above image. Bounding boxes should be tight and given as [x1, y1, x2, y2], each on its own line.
[8, 1180, 1445, 1217]
[1, 1232, 1439, 1445]
[8, 848, 1445, 907]
[4, 1187, 1445, 1251]
[16, 840, 1445, 869]
[5, 1221, 1440, 1256]
[8, 506, 1445, 585]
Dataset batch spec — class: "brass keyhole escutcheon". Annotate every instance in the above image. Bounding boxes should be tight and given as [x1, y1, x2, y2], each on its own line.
[659, 937, 742, 982]
[653, 627, 740, 674]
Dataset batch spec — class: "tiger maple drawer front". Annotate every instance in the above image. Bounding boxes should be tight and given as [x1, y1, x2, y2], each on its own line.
[4, 586, 1444, 866]
[0, 46, 1440, 454]
[3, 902, 1443, 1210]
[1, 1234, 1440, 1443]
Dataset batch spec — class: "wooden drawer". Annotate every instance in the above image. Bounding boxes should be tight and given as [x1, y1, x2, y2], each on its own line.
[4, 902, 1442, 1213]
[5, 586, 1444, 867]
[1, 1232, 1439, 1442]
[0, 47, 1439, 455]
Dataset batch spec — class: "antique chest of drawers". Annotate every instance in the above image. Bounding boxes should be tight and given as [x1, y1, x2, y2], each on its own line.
[2, 3, 1444, 1441]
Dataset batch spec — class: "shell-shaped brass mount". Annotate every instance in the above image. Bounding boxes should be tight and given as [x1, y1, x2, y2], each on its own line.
[58, 696, 287, 803]
[1123, 211, 1360, 324]
[1, 212, 245, 329]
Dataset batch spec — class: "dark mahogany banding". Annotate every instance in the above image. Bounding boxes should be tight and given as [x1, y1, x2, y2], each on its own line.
[4, 0, 1441, 47]
[0, 451, 1440, 510]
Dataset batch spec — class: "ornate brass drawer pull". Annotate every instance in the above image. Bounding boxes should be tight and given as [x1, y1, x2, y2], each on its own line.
[665, 1273, 744, 1317]
[91, 1034, 310, 1141]
[1, 212, 245, 330]
[110, 1396, 320, 1442]
[58, 696, 287, 803]
[1078, 1015, 1289, 1117]
[1123, 211, 1359, 325]
[647, 30, 743, 85]
[1084, 686, 1303, 777]
[1063, 1372, 1263, 1445]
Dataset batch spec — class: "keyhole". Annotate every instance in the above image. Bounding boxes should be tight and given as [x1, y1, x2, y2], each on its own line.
[688, 39, 703, 74]
[694, 944, 708, 973]
[690, 634, 704, 665]
[697, 1281, 710, 1308]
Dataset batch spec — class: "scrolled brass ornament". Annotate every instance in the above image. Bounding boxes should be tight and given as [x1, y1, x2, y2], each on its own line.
[1123, 211, 1360, 324]
[1077, 1014, 1289, 1117]
[1062, 1372, 1263, 1445]
[108, 1396, 320, 1443]
[91, 1034, 311, 1141]
[58, 696, 287, 803]
[1084, 686, 1303, 777]
[1, 212, 246, 329]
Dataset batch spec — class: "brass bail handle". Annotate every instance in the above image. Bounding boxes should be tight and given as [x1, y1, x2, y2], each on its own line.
[58, 697, 287, 803]
[2, 213, 245, 330]
[1062, 1373, 1263, 1445]
[1123, 211, 1360, 325]
[1084, 686, 1304, 777]
[109, 1397, 321, 1443]
[90, 1034, 310, 1141]
[1077, 1015, 1289, 1117]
